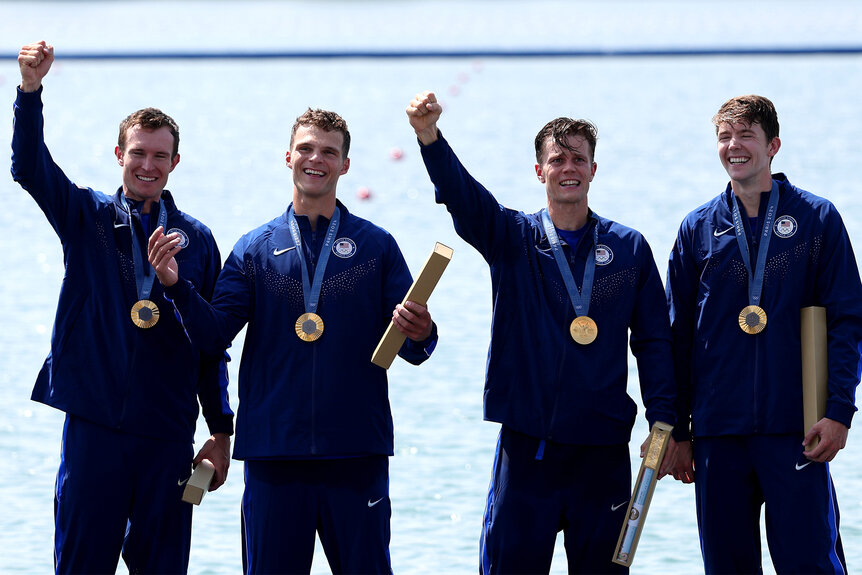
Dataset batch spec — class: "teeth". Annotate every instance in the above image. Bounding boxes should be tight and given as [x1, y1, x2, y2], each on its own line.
[137, 176, 157, 182]
[305, 169, 324, 176]
[560, 179, 579, 186]
[729, 158, 748, 164]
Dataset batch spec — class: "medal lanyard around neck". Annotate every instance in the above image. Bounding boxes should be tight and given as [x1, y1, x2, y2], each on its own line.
[731, 181, 779, 308]
[287, 206, 341, 315]
[542, 209, 597, 318]
[120, 195, 167, 301]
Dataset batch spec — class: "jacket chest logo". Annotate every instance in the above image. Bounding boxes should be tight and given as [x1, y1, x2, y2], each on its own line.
[332, 237, 357, 258]
[773, 215, 797, 238]
[595, 244, 614, 266]
[167, 228, 190, 249]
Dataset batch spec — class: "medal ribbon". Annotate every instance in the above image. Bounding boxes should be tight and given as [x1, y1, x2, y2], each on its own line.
[731, 181, 779, 307]
[542, 209, 597, 318]
[287, 206, 341, 314]
[120, 195, 167, 301]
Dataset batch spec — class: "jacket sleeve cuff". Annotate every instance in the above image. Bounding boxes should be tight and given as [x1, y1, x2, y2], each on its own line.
[399, 322, 438, 365]
[16, 84, 43, 101]
[205, 415, 234, 437]
[825, 401, 856, 429]
[164, 277, 194, 306]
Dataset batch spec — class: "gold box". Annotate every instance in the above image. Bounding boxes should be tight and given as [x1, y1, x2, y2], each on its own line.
[801, 306, 828, 451]
[371, 242, 453, 369]
[181, 460, 215, 505]
[612, 421, 673, 567]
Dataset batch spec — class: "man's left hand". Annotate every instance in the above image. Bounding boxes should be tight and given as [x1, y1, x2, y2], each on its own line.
[392, 300, 432, 341]
[193, 433, 231, 491]
[802, 417, 848, 463]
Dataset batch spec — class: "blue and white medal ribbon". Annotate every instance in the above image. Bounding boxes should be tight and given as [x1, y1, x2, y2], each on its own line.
[121, 195, 167, 329]
[732, 181, 779, 334]
[542, 209, 599, 345]
[287, 205, 341, 341]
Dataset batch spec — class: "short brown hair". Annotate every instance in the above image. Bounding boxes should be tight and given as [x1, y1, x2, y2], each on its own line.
[290, 108, 351, 159]
[534, 117, 598, 164]
[712, 95, 780, 142]
[118, 108, 180, 158]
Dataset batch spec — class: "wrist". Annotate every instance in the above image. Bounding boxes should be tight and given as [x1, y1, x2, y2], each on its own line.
[415, 127, 439, 146]
[19, 80, 42, 93]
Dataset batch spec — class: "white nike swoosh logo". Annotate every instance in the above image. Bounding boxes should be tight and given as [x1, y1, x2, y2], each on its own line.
[273, 246, 296, 256]
[368, 497, 385, 508]
[178, 477, 190, 486]
[611, 501, 628, 512]
[713, 226, 734, 237]
[795, 461, 813, 471]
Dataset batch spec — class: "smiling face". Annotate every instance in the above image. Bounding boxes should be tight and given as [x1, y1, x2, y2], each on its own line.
[716, 120, 780, 191]
[535, 134, 597, 209]
[286, 124, 350, 202]
[115, 125, 179, 205]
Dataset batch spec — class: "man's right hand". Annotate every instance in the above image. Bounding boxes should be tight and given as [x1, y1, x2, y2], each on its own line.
[668, 439, 695, 484]
[406, 90, 442, 145]
[148, 226, 182, 287]
[18, 41, 54, 93]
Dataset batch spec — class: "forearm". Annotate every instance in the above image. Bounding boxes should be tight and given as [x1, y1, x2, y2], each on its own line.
[419, 134, 510, 260]
[164, 278, 244, 355]
[198, 350, 234, 436]
[398, 322, 438, 365]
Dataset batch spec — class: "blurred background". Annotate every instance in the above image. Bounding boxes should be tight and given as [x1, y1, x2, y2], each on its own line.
[1, 1, 860, 573]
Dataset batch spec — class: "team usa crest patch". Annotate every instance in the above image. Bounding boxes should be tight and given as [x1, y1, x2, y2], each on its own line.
[332, 237, 357, 258]
[773, 215, 798, 238]
[167, 228, 190, 249]
[595, 244, 614, 266]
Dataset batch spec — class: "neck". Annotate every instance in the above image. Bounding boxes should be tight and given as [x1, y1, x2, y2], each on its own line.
[292, 192, 337, 231]
[731, 174, 773, 218]
[124, 191, 160, 215]
[547, 201, 589, 231]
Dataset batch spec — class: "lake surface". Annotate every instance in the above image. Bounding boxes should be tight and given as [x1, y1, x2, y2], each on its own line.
[1, 1, 861, 573]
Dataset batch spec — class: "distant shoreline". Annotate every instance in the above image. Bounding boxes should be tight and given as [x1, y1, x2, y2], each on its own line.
[3, 46, 862, 60]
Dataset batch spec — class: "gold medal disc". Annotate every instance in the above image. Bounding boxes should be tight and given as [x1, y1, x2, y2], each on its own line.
[570, 316, 598, 345]
[738, 305, 767, 334]
[131, 299, 160, 329]
[295, 312, 324, 342]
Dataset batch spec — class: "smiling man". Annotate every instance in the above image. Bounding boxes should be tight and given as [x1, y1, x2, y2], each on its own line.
[406, 91, 677, 574]
[148, 107, 439, 574]
[666, 94, 862, 573]
[11, 41, 233, 574]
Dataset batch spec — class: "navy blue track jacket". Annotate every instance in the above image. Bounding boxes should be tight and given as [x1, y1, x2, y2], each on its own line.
[166, 202, 437, 459]
[420, 134, 675, 445]
[11, 87, 233, 442]
[666, 174, 862, 440]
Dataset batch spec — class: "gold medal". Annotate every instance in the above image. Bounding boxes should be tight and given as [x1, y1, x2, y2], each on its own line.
[738, 305, 767, 334]
[131, 299, 160, 329]
[295, 312, 324, 342]
[570, 315, 598, 345]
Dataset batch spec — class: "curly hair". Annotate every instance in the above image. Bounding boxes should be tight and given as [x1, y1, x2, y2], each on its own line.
[712, 95, 779, 142]
[534, 117, 598, 164]
[118, 108, 180, 158]
[290, 108, 351, 158]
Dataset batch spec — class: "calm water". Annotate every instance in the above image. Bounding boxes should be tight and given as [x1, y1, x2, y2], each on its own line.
[1, 2, 861, 573]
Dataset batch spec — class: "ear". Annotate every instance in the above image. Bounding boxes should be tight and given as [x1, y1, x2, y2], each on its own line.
[339, 157, 350, 175]
[767, 136, 781, 158]
[590, 161, 597, 181]
[169, 153, 180, 172]
[115, 146, 124, 166]
[285, 150, 292, 168]
[535, 164, 545, 183]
